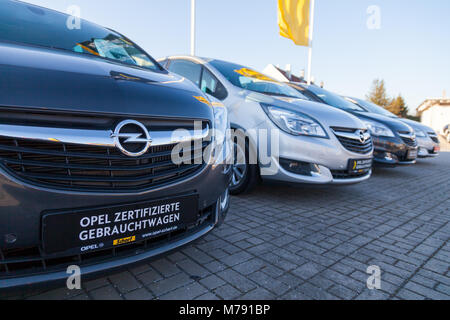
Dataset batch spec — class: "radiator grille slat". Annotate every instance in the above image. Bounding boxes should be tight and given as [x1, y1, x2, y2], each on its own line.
[13, 164, 200, 183]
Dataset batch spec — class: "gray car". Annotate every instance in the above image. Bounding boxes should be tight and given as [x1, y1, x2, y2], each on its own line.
[159, 57, 374, 194]
[345, 97, 440, 158]
[0, 1, 231, 292]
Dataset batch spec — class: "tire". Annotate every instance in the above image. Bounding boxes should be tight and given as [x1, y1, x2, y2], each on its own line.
[229, 135, 259, 195]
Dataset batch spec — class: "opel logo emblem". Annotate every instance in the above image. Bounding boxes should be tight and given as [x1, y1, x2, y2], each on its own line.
[111, 120, 152, 157]
[358, 130, 366, 144]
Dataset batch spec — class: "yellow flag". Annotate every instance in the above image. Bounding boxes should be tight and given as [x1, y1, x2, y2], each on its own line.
[278, 0, 311, 47]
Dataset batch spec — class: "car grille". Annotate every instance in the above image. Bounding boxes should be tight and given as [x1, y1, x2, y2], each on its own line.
[332, 128, 373, 154]
[0, 205, 215, 280]
[0, 138, 208, 193]
[331, 170, 370, 180]
[0, 111, 210, 193]
[400, 136, 418, 147]
[429, 135, 439, 144]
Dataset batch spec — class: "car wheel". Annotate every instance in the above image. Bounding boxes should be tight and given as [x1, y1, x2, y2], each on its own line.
[229, 137, 258, 195]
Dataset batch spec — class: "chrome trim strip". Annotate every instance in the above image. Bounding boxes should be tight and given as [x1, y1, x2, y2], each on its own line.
[398, 132, 416, 139]
[333, 130, 371, 142]
[0, 124, 209, 148]
[150, 125, 210, 146]
[0, 125, 115, 147]
[331, 170, 372, 185]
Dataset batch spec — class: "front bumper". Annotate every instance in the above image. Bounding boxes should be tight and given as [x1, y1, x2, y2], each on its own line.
[416, 136, 440, 158]
[1, 214, 216, 293]
[258, 129, 373, 185]
[372, 136, 418, 167]
[262, 158, 372, 185]
[0, 160, 231, 292]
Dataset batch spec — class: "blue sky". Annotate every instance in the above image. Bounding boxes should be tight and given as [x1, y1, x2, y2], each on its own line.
[25, 0, 450, 114]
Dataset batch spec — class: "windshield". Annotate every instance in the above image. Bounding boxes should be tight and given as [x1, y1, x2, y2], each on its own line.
[0, 1, 160, 71]
[349, 97, 397, 117]
[209, 60, 309, 100]
[305, 85, 365, 111]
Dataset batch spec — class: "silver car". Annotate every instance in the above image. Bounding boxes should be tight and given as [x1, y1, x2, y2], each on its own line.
[159, 57, 374, 194]
[400, 119, 440, 158]
[345, 97, 440, 158]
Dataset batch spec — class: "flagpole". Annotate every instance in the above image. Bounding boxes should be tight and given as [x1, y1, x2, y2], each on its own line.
[190, 0, 196, 56]
[307, 0, 315, 85]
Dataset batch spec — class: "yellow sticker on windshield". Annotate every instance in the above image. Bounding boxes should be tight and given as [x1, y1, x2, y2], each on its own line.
[234, 68, 274, 81]
[76, 43, 99, 56]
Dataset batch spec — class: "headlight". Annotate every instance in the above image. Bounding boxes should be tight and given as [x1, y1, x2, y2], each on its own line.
[363, 119, 395, 137]
[414, 129, 427, 137]
[261, 104, 327, 138]
[211, 102, 231, 166]
[213, 103, 228, 146]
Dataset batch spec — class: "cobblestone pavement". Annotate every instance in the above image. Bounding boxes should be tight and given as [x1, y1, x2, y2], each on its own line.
[11, 141, 450, 300]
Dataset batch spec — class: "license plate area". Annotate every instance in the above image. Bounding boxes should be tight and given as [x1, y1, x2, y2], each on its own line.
[407, 149, 418, 160]
[42, 194, 199, 255]
[348, 159, 373, 174]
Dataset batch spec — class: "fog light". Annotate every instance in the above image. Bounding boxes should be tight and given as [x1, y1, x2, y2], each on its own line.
[383, 153, 398, 161]
[418, 148, 429, 157]
[280, 159, 320, 176]
[4, 233, 17, 244]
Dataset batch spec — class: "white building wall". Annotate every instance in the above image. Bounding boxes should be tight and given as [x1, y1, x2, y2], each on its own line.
[421, 106, 450, 134]
[421, 109, 432, 128]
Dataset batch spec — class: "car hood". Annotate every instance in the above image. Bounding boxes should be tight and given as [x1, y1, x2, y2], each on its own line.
[353, 111, 414, 132]
[265, 96, 367, 130]
[240, 91, 366, 129]
[398, 118, 434, 133]
[0, 42, 213, 120]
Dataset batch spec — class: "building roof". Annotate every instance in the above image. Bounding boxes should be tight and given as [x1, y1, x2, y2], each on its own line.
[276, 66, 306, 83]
[417, 98, 450, 113]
